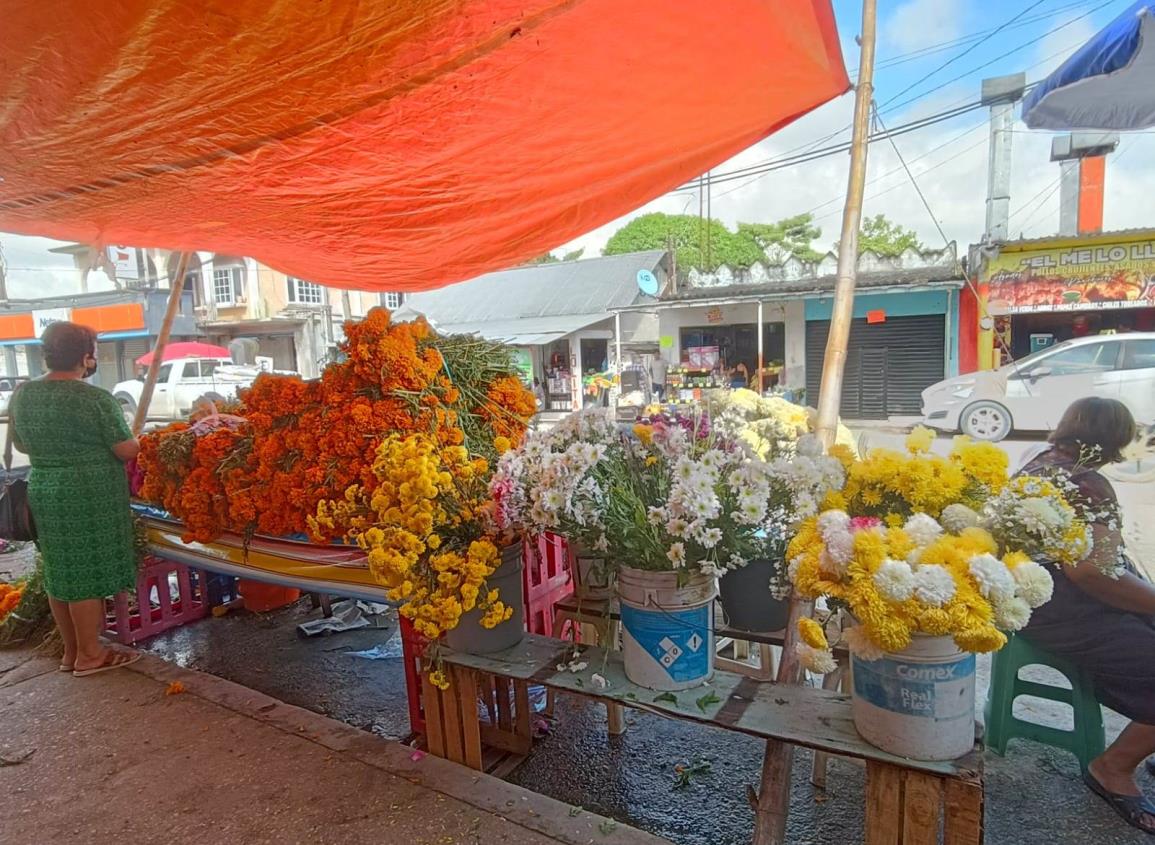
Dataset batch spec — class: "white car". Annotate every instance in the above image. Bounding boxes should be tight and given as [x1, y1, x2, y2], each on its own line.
[921, 332, 1155, 441]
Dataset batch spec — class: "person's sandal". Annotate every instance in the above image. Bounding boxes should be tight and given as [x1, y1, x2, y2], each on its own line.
[1083, 769, 1155, 835]
[72, 650, 141, 678]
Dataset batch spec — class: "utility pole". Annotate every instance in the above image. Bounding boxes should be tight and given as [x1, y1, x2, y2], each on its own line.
[752, 2, 877, 843]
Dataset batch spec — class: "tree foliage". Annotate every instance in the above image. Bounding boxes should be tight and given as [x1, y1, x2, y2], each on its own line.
[524, 247, 585, 265]
[736, 214, 824, 265]
[855, 214, 924, 257]
[603, 212, 815, 271]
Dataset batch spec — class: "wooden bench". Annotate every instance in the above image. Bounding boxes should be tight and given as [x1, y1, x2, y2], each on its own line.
[422, 633, 983, 845]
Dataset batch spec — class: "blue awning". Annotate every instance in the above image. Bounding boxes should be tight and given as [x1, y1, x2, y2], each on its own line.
[1022, 2, 1155, 130]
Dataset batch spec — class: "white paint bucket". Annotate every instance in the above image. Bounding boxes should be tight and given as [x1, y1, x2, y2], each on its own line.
[850, 634, 976, 761]
[617, 566, 717, 691]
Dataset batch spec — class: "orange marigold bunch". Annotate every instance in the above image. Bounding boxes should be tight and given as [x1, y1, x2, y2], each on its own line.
[136, 308, 536, 544]
[0, 583, 23, 622]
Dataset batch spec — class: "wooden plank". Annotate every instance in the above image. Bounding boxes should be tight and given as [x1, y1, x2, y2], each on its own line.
[943, 778, 985, 845]
[864, 762, 904, 845]
[514, 679, 533, 743]
[495, 676, 513, 733]
[480, 724, 533, 755]
[421, 673, 446, 758]
[440, 634, 977, 779]
[440, 668, 466, 765]
[454, 666, 484, 771]
[901, 771, 944, 845]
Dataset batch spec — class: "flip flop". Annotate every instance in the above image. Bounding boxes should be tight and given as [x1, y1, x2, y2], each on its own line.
[1083, 769, 1155, 835]
[72, 650, 141, 678]
[59, 664, 73, 673]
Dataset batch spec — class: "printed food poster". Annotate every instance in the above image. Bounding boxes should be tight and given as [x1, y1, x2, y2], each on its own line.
[986, 237, 1155, 313]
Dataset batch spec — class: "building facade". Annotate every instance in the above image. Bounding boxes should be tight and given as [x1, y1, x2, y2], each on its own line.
[613, 245, 964, 419]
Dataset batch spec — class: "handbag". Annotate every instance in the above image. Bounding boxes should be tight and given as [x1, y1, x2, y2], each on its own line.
[0, 390, 35, 542]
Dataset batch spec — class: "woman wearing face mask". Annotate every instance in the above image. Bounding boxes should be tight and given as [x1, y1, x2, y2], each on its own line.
[9, 321, 141, 676]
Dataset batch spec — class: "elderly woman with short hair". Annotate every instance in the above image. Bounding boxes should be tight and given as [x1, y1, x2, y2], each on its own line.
[9, 321, 141, 677]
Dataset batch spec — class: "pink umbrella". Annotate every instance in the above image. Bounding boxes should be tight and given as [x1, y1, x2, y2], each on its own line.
[135, 341, 231, 367]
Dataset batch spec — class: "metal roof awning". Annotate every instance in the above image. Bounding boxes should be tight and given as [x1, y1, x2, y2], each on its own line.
[425, 312, 612, 347]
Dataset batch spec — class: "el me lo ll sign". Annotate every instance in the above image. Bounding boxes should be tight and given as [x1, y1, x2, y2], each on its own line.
[986, 236, 1155, 314]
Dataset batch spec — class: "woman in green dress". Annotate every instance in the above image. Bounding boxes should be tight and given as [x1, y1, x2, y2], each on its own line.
[10, 321, 141, 676]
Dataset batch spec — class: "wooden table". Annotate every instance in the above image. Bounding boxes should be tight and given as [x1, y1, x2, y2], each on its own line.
[424, 633, 984, 845]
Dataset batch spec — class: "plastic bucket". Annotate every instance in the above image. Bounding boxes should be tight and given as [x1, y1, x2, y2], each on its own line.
[618, 566, 717, 691]
[445, 542, 526, 655]
[718, 558, 790, 633]
[850, 634, 976, 761]
[238, 579, 300, 613]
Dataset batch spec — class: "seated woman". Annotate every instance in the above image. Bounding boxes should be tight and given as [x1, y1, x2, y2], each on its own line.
[1019, 397, 1155, 835]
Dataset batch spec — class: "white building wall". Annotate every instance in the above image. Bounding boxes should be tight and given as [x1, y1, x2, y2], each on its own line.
[783, 299, 806, 389]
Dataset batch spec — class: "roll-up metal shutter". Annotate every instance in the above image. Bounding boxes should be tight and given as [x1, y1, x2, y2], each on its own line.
[805, 314, 945, 419]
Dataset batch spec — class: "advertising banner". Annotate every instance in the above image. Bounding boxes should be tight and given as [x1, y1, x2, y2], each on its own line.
[986, 237, 1155, 314]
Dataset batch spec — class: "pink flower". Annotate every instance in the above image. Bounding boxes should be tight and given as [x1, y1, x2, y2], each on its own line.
[849, 516, 882, 532]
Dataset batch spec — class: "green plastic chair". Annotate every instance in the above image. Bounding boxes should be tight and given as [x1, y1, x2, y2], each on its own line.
[984, 634, 1106, 773]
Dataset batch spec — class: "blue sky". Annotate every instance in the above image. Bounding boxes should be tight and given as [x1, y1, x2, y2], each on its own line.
[2, 0, 1148, 296]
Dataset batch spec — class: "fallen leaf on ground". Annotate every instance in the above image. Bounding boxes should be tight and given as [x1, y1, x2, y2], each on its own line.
[165, 681, 185, 696]
[0, 749, 35, 766]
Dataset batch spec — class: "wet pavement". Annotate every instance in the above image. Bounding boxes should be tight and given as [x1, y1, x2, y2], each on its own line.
[141, 598, 1154, 845]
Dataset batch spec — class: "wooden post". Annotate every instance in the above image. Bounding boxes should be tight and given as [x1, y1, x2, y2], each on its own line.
[813, 0, 878, 451]
[132, 251, 191, 434]
[756, 300, 764, 395]
[752, 3, 877, 843]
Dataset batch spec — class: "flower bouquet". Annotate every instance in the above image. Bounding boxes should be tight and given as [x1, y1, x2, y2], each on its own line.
[705, 388, 856, 460]
[787, 427, 1091, 760]
[313, 432, 520, 686]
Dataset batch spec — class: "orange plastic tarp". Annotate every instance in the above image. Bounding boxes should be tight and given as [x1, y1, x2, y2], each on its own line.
[0, 1, 847, 292]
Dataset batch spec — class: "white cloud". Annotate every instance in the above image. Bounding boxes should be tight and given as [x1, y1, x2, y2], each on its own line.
[883, 0, 966, 55]
[0, 235, 84, 298]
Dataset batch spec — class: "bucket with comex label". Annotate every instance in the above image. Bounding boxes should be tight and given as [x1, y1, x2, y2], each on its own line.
[617, 566, 717, 691]
[851, 634, 976, 761]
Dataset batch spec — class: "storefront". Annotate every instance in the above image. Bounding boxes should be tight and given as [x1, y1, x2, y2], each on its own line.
[0, 290, 199, 388]
[978, 230, 1155, 367]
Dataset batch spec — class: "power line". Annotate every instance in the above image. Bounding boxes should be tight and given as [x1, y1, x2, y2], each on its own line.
[883, 0, 1126, 115]
[677, 100, 986, 191]
[878, 0, 1050, 110]
[849, 0, 1097, 77]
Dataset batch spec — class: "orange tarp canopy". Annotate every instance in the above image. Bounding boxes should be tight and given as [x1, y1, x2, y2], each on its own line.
[0, 1, 848, 292]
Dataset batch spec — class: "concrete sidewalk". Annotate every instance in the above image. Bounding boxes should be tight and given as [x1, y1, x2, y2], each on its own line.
[0, 649, 666, 845]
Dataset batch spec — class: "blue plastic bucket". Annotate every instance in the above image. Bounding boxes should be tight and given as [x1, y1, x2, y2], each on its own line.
[618, 567, 717, 691]
[851, 634, 976, 761]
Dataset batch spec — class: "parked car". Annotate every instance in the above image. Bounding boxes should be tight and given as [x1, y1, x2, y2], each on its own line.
[921, 332, 1155, 441]
[0, 376, 29, 417]
[113, 357, 271, 422]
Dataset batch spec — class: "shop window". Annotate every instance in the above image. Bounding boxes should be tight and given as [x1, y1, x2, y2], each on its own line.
[1031, 341, 1120, 376]
[213, 266, 244, 305]
[288, 277, 324, 306]
[1122, 339, 1155, 371]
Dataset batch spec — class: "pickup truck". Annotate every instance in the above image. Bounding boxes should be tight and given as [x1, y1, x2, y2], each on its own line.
[113, 357, 266, 422]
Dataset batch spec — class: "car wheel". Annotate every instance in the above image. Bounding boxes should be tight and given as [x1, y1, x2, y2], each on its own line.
[118, 400, 137, 428]
[960, 400, 1013, 442]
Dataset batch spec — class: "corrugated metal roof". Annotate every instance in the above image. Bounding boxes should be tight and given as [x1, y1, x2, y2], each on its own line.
[394, 250, 666, 325]
[649, 264, 964, 305]
[415, 313, 611, 346]
[985, 227, 1155, 251]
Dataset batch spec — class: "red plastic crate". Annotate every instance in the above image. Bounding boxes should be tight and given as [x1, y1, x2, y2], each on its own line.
[399, 615, 430, 735]
[522, 532, 574, 636]
[105, 556, 209, 645]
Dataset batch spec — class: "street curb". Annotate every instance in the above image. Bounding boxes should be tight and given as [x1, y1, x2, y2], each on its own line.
[127, 653, 669, 845]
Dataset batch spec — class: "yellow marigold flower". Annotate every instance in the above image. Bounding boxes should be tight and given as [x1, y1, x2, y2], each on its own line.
[494, 436, 512, 454]
[954, 626, 1006, 653]
[798, 618, 829, 650]
[645, 456, 658, 467]
[906, 425, 936, 454]
[632, 423, 654, 445]
[428, 669, 450, 690]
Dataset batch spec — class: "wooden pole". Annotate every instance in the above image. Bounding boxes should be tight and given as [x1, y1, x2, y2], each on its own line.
[756, 300, 764, 395]
[814, 0, 877, 450]
[751, 3, 877, 843]
[132, 251, 191, 434]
